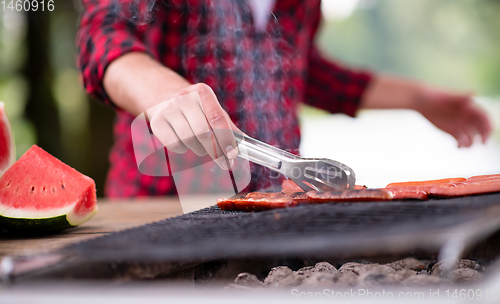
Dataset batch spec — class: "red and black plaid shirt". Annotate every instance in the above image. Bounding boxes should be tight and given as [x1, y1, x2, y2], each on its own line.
[77, 0, 373, 198]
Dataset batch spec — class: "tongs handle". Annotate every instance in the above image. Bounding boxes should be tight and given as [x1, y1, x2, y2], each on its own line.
[233, 131, 356, 191]
[233, 132, 289, 174]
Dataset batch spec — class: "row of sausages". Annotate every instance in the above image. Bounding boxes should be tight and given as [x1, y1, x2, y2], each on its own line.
[217, 174, 500, 211]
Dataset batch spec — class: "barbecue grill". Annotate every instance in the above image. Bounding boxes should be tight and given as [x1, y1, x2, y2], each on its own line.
[4, 192, 500, 281]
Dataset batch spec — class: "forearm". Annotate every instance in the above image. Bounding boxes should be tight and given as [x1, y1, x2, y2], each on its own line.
[103, 52, 191, 115]
[360, 75, 423, 110]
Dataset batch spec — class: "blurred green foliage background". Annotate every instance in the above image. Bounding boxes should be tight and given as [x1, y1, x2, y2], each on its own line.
[0, 0, 498, 196]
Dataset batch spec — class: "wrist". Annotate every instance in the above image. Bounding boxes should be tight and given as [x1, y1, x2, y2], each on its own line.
[104, 52, 191, 115]
[408, 83, 428, 113]
[361, 75, 426, 110]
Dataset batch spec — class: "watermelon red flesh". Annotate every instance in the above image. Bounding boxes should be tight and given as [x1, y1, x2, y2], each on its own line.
[0, 102, 15, 176]
[0, 145, 97, 229]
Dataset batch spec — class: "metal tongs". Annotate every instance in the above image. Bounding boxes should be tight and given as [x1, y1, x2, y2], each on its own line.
[234, 132, 356, 192]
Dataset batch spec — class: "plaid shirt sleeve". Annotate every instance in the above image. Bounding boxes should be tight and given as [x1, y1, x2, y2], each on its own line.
[304, 8, 374, 117]
[76, 0, 149, 106]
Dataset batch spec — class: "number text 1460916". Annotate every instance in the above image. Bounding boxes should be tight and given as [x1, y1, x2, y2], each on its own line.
[1, 0, 54, 12]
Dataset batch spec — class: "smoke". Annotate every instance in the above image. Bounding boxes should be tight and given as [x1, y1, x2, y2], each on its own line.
[117, 0, 300, 191]
[111, 0, 157, 26]
[181, 0, 300, 190]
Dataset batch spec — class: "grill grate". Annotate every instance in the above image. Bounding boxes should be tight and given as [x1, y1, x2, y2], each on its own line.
[64, 193, 500, 263]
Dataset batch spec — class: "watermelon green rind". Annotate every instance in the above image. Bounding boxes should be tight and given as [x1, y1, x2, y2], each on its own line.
[0, 207, 97, 232]
[0, 214, 71, 232]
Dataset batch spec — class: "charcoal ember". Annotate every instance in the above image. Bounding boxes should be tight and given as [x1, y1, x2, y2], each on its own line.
[401, 274, 450, 286]
[264, 266, 303, 288]
[234, 273, 265, 288]
[296, 262, 338, 279]
[300, 272, 340, 288]
[453, 268, 482, 283]
[338, 262, 370, 276]
[337, 262, 413, 286]
[296, 266, 314, 278]
[431, 259, 480, 277]
[357, 265, 413, 287]
[387, 257, 433, 272]
[336, 272, 358, 287]
[339, 262, 390, 276]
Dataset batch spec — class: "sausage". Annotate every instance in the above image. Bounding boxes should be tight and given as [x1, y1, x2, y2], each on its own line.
[217, 191, 309, 211]
[429, 180, 500, 197]
[385, 188, 428, 200]
[466, 174, 500, 182]
[386, 178, 466, 188]
[306, 189, 394, 202]
[281, 179, 367, 192]
[218, 189, 395, 211]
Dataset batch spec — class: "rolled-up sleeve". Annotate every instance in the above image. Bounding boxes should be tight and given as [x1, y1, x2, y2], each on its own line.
[76, 0, 148, 106]
[304, 7, 373, 117]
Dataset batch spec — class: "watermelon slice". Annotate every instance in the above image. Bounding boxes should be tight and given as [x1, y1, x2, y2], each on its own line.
[0, 102, 15, 176]
[0, 145, 97, 232]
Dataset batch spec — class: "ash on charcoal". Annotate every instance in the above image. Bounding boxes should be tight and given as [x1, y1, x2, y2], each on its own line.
[431, 259, 480, 276]
[359, 267, 414, 287]
[232, 257, 485, 289]
[296, 262, 338, 279]
[430, 259, 484, 283]
[296, 262, 341, 288]
[234, 272, 265, 288]
[264, 266, 303, 288]
[387, 257, 433, 272]
[301, 272, 340, 288]
[401, 274, 449, 286]
[453, 268, 482, 283]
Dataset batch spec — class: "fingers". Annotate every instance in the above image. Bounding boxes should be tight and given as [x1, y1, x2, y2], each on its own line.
[168, 111, 207, 156]
[148, 108, 188, 154]
[469, 106, 493, 144]
[427, 90, 492, 147]
[177, 84, 239, 160]
[179, 93, 230, 168]
[460, 126, 475, 148]
[447, 127, 466, 148]
[148, 83, 239, 170]
[195, 84, 239, 158]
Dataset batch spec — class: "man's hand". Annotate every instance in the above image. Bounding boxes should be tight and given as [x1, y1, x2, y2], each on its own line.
[414, 89, 492, 147]
[361, 75, 493, 147]
[104, 53, 240, 169]
[147, 83, 240, 169]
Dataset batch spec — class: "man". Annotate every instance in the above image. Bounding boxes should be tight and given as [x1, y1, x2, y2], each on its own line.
[77, 0, 491, 197]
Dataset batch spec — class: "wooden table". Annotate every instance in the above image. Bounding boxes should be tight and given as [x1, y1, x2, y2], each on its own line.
[0, 198, 185, 259]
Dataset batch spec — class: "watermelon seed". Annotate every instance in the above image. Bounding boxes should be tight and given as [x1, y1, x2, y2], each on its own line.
[43, 187, 46, 191]
[61, 183, 65, 190]
[30, 186, 35, 193]
[52, 188, 55, 193]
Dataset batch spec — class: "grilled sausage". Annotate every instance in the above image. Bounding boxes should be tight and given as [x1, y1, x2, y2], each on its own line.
[466, 174, 500, 182]
[385, 188, 428, 200]
[306, 189, 394, 202]
[429, 180, 500, 197]
[281, 179, 367, 192]
[386, 178, 466, 188]
[217, 191, 309, 211]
